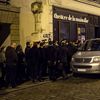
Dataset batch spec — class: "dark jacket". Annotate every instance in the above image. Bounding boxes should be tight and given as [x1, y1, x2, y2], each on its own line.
[58, 45, 68, 63]
[5, 46, 18, 64]
[47, 45, 57, 62]
[16, 51, 25, 64]
[25, 46, 31, 62]
[30, 46, 40, 64]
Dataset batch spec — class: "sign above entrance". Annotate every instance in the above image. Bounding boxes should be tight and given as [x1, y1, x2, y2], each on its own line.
[54, 13, 89, 23]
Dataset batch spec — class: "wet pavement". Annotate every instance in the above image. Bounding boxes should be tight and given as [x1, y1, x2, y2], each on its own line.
[0, 75, 100, 100]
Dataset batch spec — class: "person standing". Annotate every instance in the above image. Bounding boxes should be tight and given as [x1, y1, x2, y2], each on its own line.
[0, 46, 6, 88]
[16, 45, 26, 84]
[47, 41, 57, 81]
[5, 42, 18, 88]
[30, 42, 40, 82]
[58, 41, 69, 79]
[25, 42, 31, 80]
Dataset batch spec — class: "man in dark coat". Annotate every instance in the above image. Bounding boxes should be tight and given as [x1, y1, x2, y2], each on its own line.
[25, 42, 31, 80]
[67, 42, 77, 73]
[0, 46, 6, 89]
[30, 42, 40, 82]
[58, 41, 69, 79]
[47, 41, 57, 81]
[5, 42, 18, 88]
[16, 45, 26, 84]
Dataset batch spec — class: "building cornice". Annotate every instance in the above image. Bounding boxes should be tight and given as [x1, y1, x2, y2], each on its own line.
[0, 3, 20, 12]
[74, 0, 100, 8]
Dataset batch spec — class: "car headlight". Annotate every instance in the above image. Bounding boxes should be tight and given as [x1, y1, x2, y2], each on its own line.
[93, 57, 100, 62]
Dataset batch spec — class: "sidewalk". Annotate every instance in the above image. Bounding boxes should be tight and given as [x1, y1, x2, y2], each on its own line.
[0, 73, 73, 95]
[0, 80, 49, 95]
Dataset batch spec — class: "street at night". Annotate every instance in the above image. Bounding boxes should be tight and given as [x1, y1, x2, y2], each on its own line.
[0, 0, 100, 100]
[1, 75, 100, 100]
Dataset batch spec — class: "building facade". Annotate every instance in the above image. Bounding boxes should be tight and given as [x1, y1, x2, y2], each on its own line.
[1, 0, 100, 48]
[53, 6, 100, 43]
[0, 0, 20, 47]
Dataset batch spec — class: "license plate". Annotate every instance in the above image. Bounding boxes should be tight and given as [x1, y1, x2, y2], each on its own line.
[77, 69, 86, 72]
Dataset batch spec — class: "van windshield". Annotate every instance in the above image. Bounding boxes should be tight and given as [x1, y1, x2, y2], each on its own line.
[79, 40, 100, 51]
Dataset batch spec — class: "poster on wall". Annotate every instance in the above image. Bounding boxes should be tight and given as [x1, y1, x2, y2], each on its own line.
[77, 24, 86, 43]
[81, 35, 85, 43]
[78, 35, 85, 43]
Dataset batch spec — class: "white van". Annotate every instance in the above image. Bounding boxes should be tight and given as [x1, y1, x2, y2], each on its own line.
[71, 38, 100, 74]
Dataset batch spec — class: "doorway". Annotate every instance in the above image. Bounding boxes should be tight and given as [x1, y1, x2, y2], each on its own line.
[95, 27, 100, 38]
[0, 23, 11, 46]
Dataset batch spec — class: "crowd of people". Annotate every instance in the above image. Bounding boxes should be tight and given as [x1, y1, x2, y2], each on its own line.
[0, 40, 80, 89]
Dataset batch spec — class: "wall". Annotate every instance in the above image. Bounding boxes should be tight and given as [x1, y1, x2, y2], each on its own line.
[0, 4, 20, 47]
[10, 0, 100, 48]
[49, 0, 100, 15]
[10, 0, 34, 49]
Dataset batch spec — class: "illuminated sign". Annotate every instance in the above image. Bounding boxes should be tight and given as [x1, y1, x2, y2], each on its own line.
[54, 13, 89, 23]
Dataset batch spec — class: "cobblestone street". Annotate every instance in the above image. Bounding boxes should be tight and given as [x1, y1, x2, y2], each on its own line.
[1, 75, 100, 100]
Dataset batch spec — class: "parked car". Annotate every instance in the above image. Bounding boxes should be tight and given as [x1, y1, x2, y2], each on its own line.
[71, 38, 100, 74]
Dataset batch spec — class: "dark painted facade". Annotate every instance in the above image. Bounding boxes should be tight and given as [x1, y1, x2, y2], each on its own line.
[53, 6, 100, 43]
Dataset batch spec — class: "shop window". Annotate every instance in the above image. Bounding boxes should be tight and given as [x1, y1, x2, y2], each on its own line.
[59, 21, 70, 42]
[93, 16, 99, 25]
[70, 22, 77, 42]
[95, 27, 100, 38]
[53, 20, 59, 42]
[77, 24, 86, 43]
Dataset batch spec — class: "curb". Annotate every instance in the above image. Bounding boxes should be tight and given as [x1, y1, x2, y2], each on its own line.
[0, 80, 50, 95]
[0, 73, 73, 95]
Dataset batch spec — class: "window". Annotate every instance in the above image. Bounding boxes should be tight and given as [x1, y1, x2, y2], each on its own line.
[59, 21, 70, 42]
[77, 24, 86, 43]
